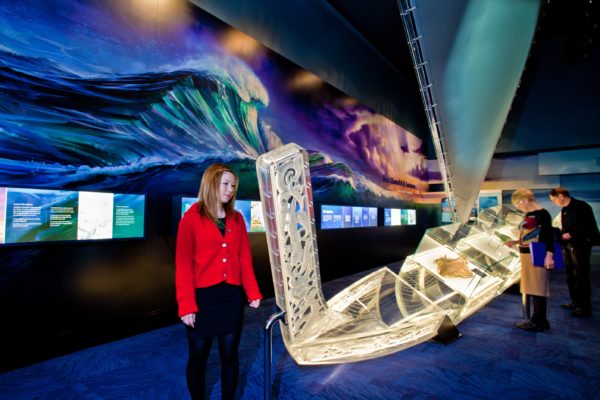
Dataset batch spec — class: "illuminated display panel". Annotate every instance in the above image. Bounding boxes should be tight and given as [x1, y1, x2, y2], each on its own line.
[0, 187, 145, 245]
[352, 207, 362, 227]
[321, 205, 377, 229]
[342, 206, 352, 228]
[478, 190, 502, 211]
[369, 207, 378, 226]
[383, 208, 417, 226]
[321, 205, 343, 229]
[181, 196, 198, 218]
[180, 197, 265, 232]
[441, 198, 452, 224]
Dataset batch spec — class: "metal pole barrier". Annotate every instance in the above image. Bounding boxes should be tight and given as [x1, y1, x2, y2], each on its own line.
[264, 308, 286, 400]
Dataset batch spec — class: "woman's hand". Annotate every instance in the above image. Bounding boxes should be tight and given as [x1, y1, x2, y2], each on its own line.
[249, 299, 261, 308]
[181, 313, 196, 328]
[544, 252, 555, 269]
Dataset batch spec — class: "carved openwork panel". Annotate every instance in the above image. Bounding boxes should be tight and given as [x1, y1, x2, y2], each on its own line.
[256, 143, 327, 341]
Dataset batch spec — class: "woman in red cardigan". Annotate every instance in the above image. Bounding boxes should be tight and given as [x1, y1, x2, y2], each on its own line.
[176, 163, 262, 400]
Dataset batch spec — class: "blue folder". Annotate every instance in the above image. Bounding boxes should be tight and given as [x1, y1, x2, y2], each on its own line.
[529, 242, 564, 270]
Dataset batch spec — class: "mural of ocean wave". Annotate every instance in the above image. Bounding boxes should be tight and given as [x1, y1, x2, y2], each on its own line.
[0, 47, 421, 206]
[0, 0, 429, 207]
[309, 152, 421, 206]
[0, 49, 277, 189]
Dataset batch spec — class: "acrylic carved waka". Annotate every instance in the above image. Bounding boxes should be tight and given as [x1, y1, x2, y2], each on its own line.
[256, 143, 523, 364]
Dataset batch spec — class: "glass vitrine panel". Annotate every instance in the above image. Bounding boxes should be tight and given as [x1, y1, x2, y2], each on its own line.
[404, 204, 525, 320]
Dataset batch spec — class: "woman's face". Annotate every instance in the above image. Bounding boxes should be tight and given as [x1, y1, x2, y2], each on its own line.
[515, 198, 530, 213]
[219, 171, 236, 205]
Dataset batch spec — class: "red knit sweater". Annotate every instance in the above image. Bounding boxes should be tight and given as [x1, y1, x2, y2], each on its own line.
[175, 203, 262, 317]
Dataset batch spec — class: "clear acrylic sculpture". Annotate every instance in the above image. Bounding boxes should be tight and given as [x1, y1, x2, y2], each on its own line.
[256, 143, 524, 364]
[401, 205, 523, 325]
[256, 143, 447, 364]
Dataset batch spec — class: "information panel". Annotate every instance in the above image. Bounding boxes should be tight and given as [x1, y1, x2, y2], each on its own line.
[478, 190, 502, 210]
[383, 208, 417, 226]
[180, 197, 265, 232]
[0, 187, 145, 245]
[321, 205, 343, 229]
[321, 205, 378, 229]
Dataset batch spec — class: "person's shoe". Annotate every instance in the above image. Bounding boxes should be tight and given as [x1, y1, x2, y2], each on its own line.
[539, 320, 551, 330]
[515, 321, 542, 331]
[560, 303, 576, 310]
[571, 308, 592, 317]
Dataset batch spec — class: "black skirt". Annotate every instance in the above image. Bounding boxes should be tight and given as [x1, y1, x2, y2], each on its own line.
[188, 282, 245, 338]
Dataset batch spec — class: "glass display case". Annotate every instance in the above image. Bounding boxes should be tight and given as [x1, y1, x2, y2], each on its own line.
[399, 205, 523, 324]
[463, 205, 523, 289]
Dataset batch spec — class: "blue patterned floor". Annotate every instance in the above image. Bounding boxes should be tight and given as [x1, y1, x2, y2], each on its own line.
[1, 256, 599, 399]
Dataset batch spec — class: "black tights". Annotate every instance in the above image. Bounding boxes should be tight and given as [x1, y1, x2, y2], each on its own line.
[186, 331, 242, 400]
[530, 295, 548, 326]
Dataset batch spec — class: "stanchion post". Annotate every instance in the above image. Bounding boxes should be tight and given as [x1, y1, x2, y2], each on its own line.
[264, 308, 286, 400]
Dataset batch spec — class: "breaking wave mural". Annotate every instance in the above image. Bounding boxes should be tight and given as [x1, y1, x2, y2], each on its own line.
[0, 0, 428, 206]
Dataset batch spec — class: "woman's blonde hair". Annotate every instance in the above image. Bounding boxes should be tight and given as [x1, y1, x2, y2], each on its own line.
[511, 188, 535, 206]
[197, 163, 238, 222]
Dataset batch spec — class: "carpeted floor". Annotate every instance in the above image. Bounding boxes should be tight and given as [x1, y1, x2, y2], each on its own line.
[1, 256, 599, 399]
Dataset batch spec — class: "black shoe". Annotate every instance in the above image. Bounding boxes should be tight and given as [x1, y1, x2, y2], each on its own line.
[538, 320, 551, 330]
[572, 308, 592, 317]
[560, 303, 576, 310]
[515, 321, 542, 331]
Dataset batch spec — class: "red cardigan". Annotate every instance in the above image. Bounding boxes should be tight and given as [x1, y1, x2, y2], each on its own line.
[175, 203, 262, 317]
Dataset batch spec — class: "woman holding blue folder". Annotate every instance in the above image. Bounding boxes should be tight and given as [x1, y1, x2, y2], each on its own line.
[511, 189, 555, 332]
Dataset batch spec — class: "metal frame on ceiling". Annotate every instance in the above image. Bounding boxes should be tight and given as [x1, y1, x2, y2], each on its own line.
[398, 0, 457, 222]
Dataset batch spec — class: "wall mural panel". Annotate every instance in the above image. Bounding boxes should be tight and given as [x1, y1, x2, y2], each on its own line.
[0, 0, 428, 207]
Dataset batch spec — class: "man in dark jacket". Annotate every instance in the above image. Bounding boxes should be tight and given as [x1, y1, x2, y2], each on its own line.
[550, 187, 600, 317]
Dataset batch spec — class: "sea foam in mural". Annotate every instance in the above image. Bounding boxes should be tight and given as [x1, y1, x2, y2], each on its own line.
[0, 0, 428, 206]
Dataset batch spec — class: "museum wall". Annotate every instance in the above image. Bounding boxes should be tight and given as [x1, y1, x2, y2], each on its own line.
[0, 0, 431, 371]
[483, 151, 600, 232]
